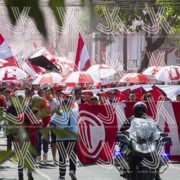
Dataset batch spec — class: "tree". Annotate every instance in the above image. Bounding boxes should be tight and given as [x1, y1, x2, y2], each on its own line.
[95, 0, 180, 71]
[4, 0, 180, 71]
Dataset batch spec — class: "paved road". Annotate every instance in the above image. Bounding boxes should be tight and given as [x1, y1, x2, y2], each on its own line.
[1, 130, 180, 180]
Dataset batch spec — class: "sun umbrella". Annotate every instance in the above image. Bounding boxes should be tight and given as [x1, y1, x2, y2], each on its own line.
[119, 73, 150, 83]
[32, 72, 63, 85]
[86, 64, 116, 79]
[94, 78, 110, 87]
[64, 71, 94, 87]
[55, 57, 74, 77]
[143, 66, 163, 76]
[0, 66, 28, 82]
[155, 65, 180, 83]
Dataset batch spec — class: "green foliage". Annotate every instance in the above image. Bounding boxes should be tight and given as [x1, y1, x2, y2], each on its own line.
[40, 127, 49, 140]
[157, 0, 180, 14]
[0, 110, 4, 121]
[52, 108, 62, 116]
[40, 126, 79, 141]
[31, 98, 50, 120]
[164, 34, 180, 47]
[0, 150, 14, 164]
[52, 126, 79, 140]
[17, 127, 28, 142]
[13, 144, 36, 170]
[4, 0, 48, 39]
[95, 0, 180, 33]
[48, 0, 65, 31]
[4, 0, 180, 38]
[36, 109, 49, 120]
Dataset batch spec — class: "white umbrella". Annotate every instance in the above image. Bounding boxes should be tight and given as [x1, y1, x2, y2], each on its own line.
[86, 64, 116, 79]
[0, 66, 28, 82]
[63, 71, 94, 87]
[155, 66, 180, 83]
[143, 66, 163, 76]
[32, 72, 63, 85]
[119, 73, 150, 83]
[94, 78, 110, 87]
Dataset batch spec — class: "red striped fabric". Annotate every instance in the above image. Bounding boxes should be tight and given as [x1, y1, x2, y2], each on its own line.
[0, 34, 17, 67]
[74, 33, 91, 71]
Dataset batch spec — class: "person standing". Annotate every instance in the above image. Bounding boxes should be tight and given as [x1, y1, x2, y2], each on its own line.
[32, 94, 51, 164]
[47, 88, 64, 165]
[51, 97, 78, 180]
[120, 102, 162, 180]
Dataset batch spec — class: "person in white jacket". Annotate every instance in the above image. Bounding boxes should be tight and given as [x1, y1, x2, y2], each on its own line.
[51, 97, 78, 180]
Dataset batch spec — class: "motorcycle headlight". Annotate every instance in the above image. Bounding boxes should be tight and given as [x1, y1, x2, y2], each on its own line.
[114, 145, 121, 157]
[132, 141, 156, 154]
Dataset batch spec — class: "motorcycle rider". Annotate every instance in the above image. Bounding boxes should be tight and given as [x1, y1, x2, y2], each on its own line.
[120, 102, 148, 132]
[120, 102, 162, 180]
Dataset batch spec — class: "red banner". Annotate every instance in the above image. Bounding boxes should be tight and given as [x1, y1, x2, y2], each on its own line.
[78, 104, 118, 164]
[77, 102, 180, 164]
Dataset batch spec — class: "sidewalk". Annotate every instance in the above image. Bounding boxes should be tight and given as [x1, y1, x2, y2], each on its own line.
[0, 129, 6, 150]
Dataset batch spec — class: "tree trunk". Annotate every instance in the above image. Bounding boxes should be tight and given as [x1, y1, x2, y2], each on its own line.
[138, 49, 152, 73]
[138, 15, 177, 73]
[138, 36, 166, 72]
[123, 34, 127, 71]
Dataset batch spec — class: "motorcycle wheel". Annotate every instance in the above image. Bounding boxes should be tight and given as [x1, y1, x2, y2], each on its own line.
[136, 170, 155, 180]
[127, 169, 155, 180]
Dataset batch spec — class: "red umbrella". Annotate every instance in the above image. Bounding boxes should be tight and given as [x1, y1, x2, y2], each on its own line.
[64, 71, 94, 87]
[119, 73, 150, 84]
[32, 72, 63, 85]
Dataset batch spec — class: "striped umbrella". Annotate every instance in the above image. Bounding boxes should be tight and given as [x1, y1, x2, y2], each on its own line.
[86, 64, 116, 79]
[63, 71, 94, 87]
[32, 72, 63, 85]
[143, 66, 163, 76]
[119, 73, 150, 83]
[155, 66, 180, 83]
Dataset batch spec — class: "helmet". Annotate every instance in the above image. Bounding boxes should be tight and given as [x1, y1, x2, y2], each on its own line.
[133, 102, 147, 117]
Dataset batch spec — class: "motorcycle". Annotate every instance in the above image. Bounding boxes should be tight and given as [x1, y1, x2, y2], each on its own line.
[114, 117, 172, 180]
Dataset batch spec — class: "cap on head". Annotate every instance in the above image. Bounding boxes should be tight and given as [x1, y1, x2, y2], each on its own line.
[91, 95, 99, 100]
[74, 87, 81, 94]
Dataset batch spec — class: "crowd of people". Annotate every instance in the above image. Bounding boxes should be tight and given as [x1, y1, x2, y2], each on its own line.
[0, 84, 180, 180]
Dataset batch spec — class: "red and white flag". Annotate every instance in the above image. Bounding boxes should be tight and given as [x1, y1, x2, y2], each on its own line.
[22, 60, 45, 76]
[74, 33, 91, 71]
[0, 34, 17, 67]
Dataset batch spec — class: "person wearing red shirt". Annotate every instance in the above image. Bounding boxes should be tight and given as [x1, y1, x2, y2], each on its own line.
[32, 93, 51, 164]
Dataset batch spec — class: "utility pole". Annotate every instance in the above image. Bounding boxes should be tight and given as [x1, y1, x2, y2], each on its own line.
[123, 34, 127, 72]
